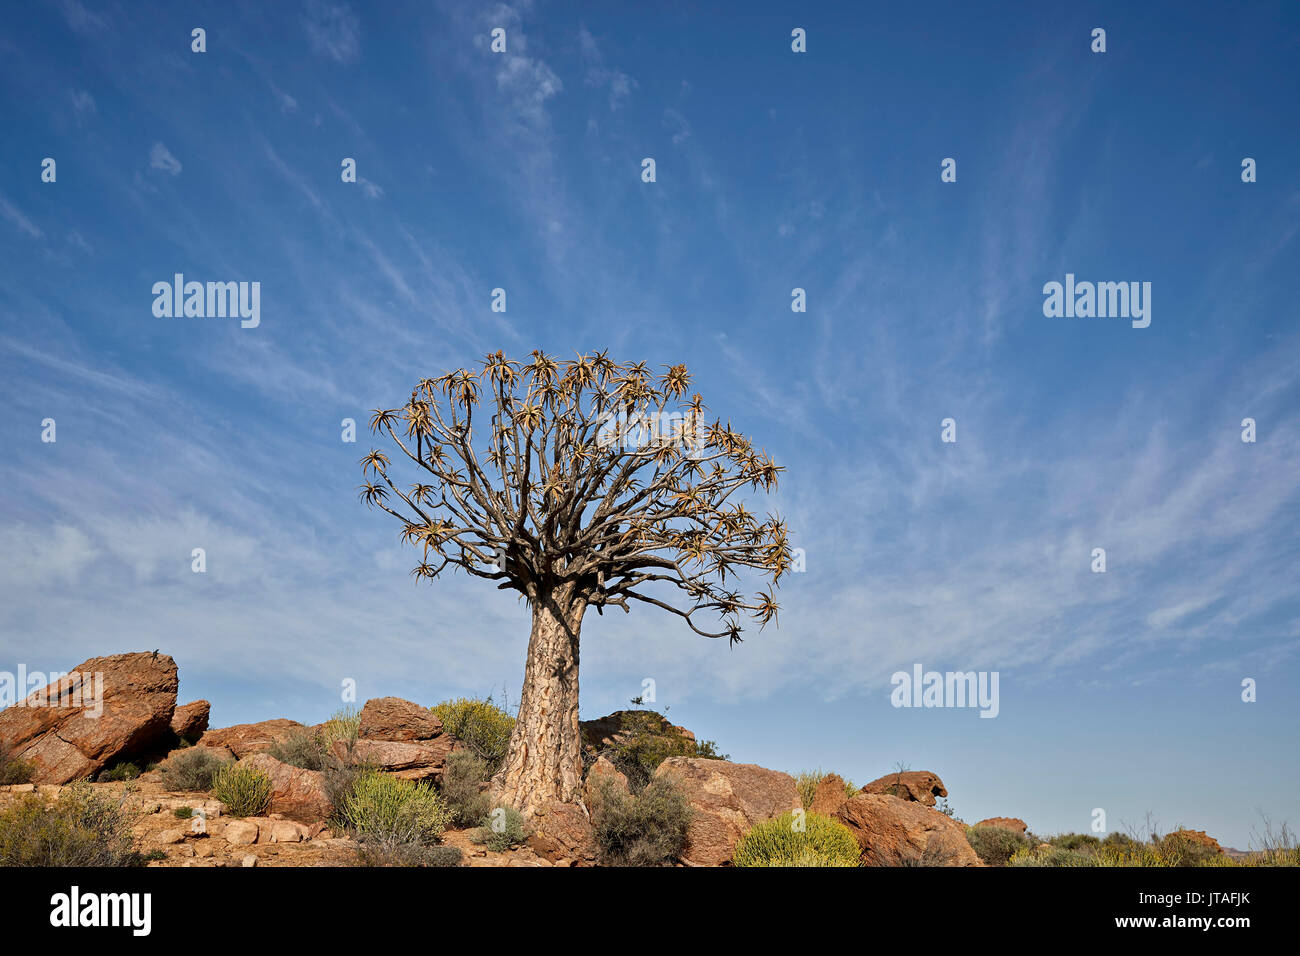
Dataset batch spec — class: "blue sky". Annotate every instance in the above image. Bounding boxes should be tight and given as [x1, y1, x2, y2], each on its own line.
[2, 1, 1298, 848]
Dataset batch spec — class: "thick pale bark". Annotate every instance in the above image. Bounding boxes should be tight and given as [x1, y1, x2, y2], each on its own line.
[491, 586, 586, 818]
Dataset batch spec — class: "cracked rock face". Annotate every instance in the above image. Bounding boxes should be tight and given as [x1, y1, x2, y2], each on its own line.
[0, 652, 179, 784]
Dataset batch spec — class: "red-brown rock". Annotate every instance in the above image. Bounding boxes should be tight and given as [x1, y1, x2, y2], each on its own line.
[809, 772, 852, 816]
[198, 719, 306, 758]
[974, 816, 1028, 835]
[240, 753, 331, 823]
[835, 793, 981, 866]
[331, 737, 455, 781]
[0, 652, 178, 783]
[357, 697, 442, 742]
[653, 757, 802, 866]
[170, 700, 210, 741]
[525, 800, 597, 865]
[860, 770, 949, 807]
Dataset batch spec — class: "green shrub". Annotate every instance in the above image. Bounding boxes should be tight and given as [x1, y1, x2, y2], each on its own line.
[268, 730, 327, 771]
[966, 825, 1032, 866]
[591, 777, 694, 866]
[157, 747, 231, 791]
[341, 770, 451, 845]
[319, 706, 361, 752]
[1010, 845, 1100, 867]
[0, 741, 34, 786]
[0, 782, 143, 866]
[431, 697, 515, 769]
[733, 811, 861, 867]
[356, 840, 463, 867]
[211, 762, 273, 817]
[470, 805, 527, 852]
[1054, 832, 1102, 852]
[440, 751, 492, 827]
[98, 762, 140, 782]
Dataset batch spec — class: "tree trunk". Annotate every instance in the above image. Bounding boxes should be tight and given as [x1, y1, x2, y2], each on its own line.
[491, 585, 586, 818]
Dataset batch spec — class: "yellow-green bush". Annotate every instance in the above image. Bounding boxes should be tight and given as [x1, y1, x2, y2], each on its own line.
[211, 762, 272, 817]
[341, 769, 451, 845]
[733, 811, 861, 867]
[431, 697, 515, 768]
[319, 706, 362, 751]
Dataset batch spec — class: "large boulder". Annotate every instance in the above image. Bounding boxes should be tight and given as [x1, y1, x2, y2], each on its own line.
[860, 770, 949, 807]
[526, 800, 597, 866]
[974, 816, 1028, 835]
[240, 753, 331, 823]
[198, 719, 306, 758]
[835, 793, 981, 866]
[331, 737, 455, 782]
[358, 697, 442, 742]
[653, 757, 801, 866]
[0, 652, 178, 783]
[170, 700, 211, 741]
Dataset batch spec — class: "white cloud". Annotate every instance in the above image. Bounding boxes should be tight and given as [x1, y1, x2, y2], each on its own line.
[304, 0, 361, 64]
[149, 142, 183, 176]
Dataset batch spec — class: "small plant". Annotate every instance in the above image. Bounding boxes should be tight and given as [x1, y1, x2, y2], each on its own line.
[98, 762, 141, 782]
[430, 697, 515, 769]
[0, 742, 34, 786]
[341, 770, 451, 846]
[440, 751, 492, 827]
[268, 730, 327, 771]
[0, 782, 143, 866]
[591, 776, 694, 866]
[157, 747, 230, 792]
[965, 825, 1032, 866]
[733, 811, 861, 867]
[1010, 845, 1101, 867]
[173, 806, 193, 819]
[470, 805, 527, 852]
[356, 841, 463, 868]
[319, 706, 362, 752]
[211, 762, 273, 817]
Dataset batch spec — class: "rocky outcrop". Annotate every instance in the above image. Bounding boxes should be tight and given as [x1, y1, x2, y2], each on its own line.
[170, 700, 211, 742]
[0, 652, 179, 783]
[581, 710, 696, 758]
[860, 770, 948, 807]
[525, 800, 597, 866]
[835, 793, 980, 866]
[358, 697, 443, 742]
[974, 816, 1028, 835]
[331, 737, 456, 782]
[198, 719, 306, 758]
[1166, 829, 1223, 855]
[653, 757, 801, 866]
[240, 753, 331, 823]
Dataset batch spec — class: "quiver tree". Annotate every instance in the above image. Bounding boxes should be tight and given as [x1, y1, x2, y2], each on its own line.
[359, 351, 791, 817]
